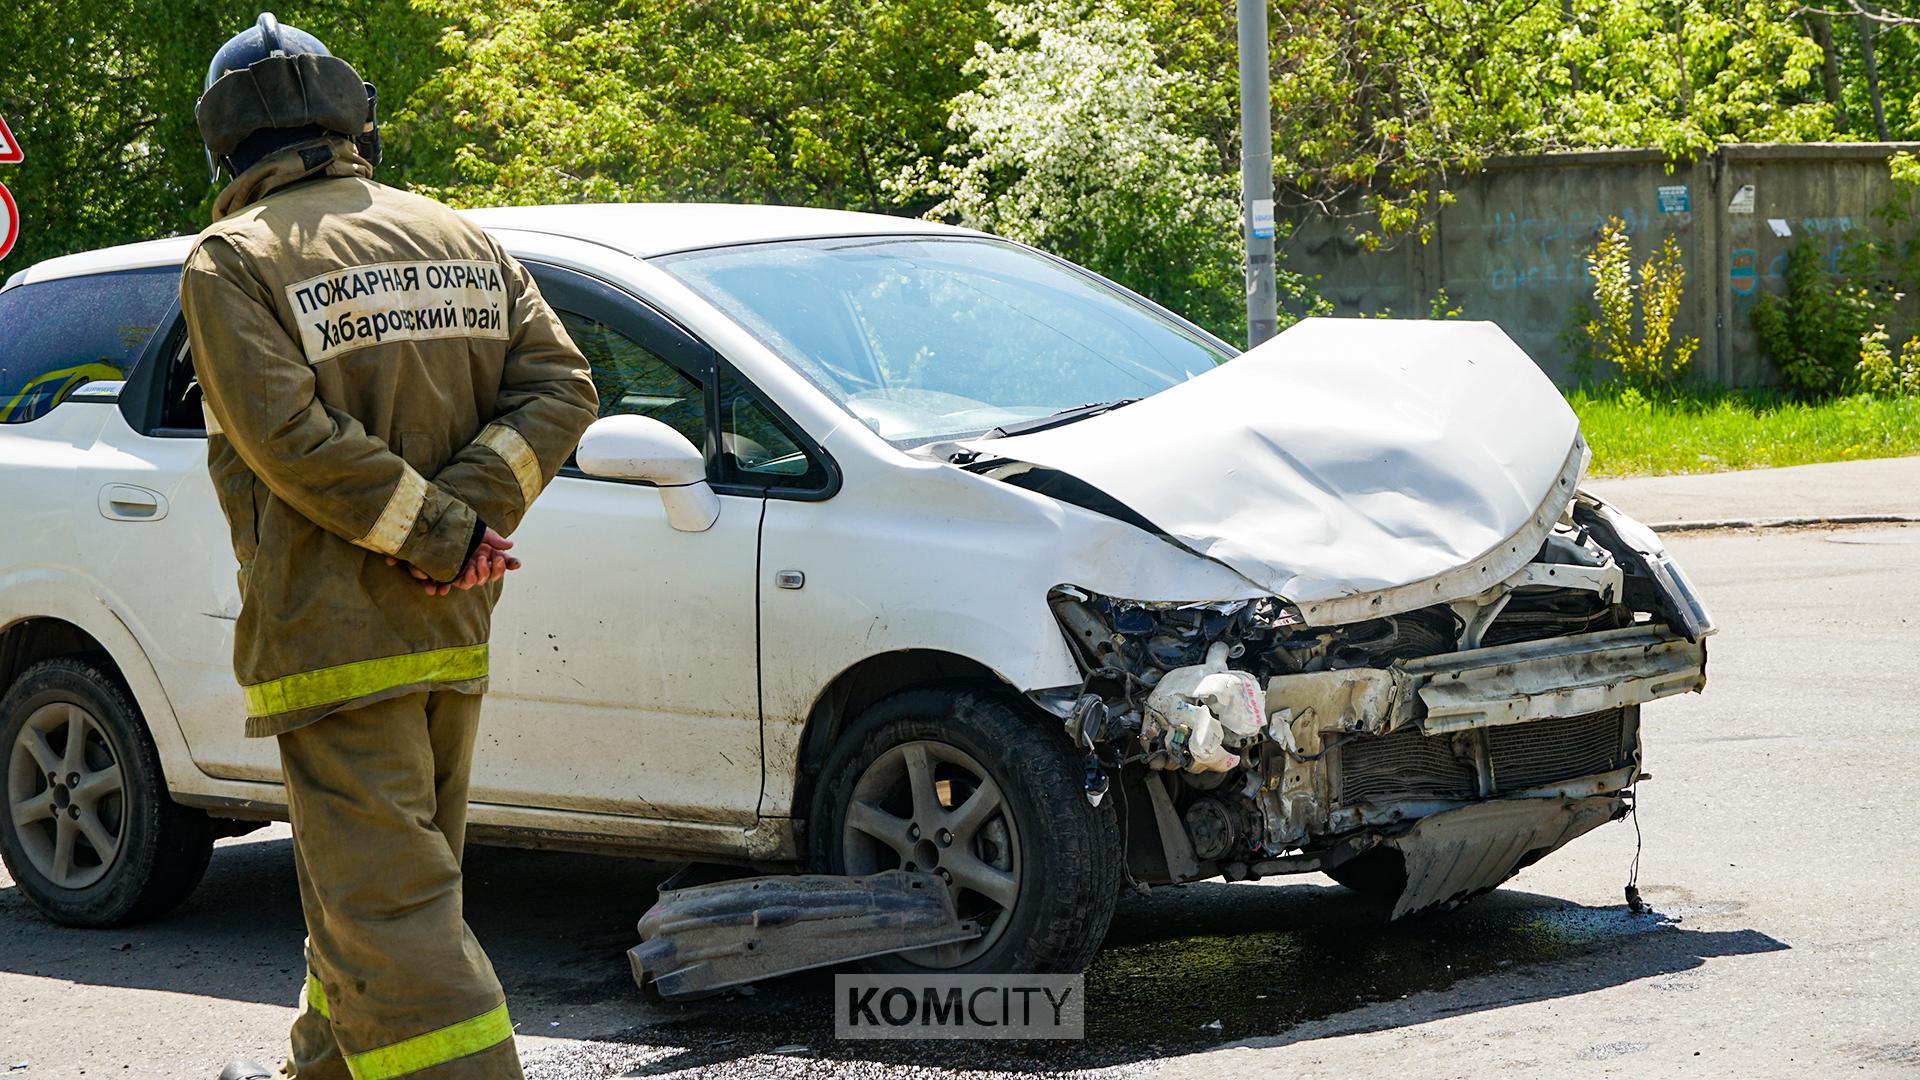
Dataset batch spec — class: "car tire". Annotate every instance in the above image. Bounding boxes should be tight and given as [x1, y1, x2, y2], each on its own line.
[1325, 847, 1408, 899]
[0, 657, 213, 927]
[810, 687, 1121, 974]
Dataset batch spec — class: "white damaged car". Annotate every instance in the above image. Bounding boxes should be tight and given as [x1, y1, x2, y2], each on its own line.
[0, 205, 1709, 975]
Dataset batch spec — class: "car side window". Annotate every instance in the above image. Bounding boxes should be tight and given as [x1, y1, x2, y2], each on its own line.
[718, 368, 829, 486]
[530, 260, 833, 496]
[557, 309, 706, 451]
[0, 268, 178, 424]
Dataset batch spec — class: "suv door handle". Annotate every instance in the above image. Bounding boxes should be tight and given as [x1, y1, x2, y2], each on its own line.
[98, 484, 169, 521]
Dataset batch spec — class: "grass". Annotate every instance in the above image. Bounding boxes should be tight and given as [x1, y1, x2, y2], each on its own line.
[1569, 384, 1920, 477]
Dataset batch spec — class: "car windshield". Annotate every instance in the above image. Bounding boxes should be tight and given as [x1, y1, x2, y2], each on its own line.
[657, 236, 1231, 447]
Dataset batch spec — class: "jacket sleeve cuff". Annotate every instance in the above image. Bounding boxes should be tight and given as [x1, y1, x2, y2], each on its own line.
[396, 493, 479, 583]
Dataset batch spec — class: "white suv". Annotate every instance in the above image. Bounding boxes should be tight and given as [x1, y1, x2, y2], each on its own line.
[0, 204, 1710, 974]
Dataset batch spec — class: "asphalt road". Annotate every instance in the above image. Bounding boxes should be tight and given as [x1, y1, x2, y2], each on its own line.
[2, 524, 1916, 1079]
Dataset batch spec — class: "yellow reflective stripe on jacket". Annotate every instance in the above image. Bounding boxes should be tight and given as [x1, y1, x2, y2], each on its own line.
[346, 1002, 512, 1080]
[306, 970, 329, 1018]
[242, 644, 489, 717]
[358, 466, 430, 556]
[474, 421, 542, 508]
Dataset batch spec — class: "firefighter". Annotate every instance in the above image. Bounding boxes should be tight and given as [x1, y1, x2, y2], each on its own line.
[186, 14, 599, 1079]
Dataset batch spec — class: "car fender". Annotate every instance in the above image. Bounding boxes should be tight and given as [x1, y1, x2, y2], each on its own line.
[0, 564, 203, 792]
[757, 437, 1267, 819]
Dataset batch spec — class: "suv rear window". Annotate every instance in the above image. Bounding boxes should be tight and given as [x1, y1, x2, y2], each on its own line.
[0, 267, 178, 424]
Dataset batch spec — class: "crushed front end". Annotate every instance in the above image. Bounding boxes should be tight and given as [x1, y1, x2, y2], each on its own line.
[1040, 492, 1713, 917]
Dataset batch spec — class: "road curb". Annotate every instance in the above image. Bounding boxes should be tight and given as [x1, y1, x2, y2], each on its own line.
[1649, 513, 1920, 534]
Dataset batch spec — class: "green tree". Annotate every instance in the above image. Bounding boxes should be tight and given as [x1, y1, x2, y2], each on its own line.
[0, 0, 450, 276]
[1129, 0, 1835, 248]
[898, 0, 1321, 340]
[398, 0, 991, 212]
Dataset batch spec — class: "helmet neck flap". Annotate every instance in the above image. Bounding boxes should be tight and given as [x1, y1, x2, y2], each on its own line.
[196, 13, 381, 182]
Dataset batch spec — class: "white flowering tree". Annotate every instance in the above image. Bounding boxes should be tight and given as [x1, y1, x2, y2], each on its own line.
[899, 0, 1322, 343]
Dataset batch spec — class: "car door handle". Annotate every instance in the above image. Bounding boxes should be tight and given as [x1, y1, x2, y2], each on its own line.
[98, 484, 169, 521]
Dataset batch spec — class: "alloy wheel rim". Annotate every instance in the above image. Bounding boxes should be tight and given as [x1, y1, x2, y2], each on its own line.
[841, 739, 1020, 968]
[7, 702, 126, 889]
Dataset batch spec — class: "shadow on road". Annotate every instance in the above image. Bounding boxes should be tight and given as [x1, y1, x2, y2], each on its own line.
[0, 830, 1788, 1076]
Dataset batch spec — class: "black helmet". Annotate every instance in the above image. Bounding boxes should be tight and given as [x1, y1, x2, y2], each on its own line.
[196, 13, 382, 181]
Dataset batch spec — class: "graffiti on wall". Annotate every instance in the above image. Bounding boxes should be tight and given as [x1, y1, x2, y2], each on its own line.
[1727, 216, 1857, 311]
[1484, 206, 1660, 292]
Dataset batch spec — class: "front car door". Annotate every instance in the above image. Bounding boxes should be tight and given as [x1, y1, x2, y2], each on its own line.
[474, 264, 771, 829]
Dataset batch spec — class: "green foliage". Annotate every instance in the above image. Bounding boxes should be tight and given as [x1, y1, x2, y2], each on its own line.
[1570, 382, 1920, 476]
[1427, 289, 1463, 321]
[1750, 239, 1885, 397]
[1857, 324, 1920, 397]
[400, 0, 991, 212]
[0, 0, 446, 274]
[1578, 217, 1699, 392]
[1128, 0, 1837, 247]
[3, 0, 1920, 351]
[899, 0, 1323, 342]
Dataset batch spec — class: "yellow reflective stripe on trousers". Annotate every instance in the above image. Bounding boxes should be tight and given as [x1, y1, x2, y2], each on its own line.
[346, 1002, 512, 1080]
[242, 644, 489, 717]
[306, 970, 329, 1018]
[475, 422, 542, 507]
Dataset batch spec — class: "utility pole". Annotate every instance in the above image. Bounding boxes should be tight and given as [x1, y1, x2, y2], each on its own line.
[1237, 0, 1277, 347]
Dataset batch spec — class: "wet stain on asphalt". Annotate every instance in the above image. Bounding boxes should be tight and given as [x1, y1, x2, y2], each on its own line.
[0, 836, 1784, 1080]
[545, 880, 1736, 1077]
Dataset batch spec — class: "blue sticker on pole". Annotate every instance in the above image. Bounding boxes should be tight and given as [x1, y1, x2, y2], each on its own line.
[1657, 184, 1690, 214]
[1250, 198, 1275, 239]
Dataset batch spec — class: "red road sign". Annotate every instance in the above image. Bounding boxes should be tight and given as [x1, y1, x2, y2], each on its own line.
[0, 114, 20, 164]
[0, 181, 18, 261]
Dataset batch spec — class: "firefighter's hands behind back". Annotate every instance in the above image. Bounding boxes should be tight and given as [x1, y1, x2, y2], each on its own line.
[386, 528, 519, 597]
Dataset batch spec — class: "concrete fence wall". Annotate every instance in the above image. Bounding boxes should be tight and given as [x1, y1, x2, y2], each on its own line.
[1285, 143, 1920, 386]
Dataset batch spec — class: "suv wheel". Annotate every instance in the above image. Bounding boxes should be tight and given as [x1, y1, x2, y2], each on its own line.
[1, 657, 213, 926]
[810, 688, 1120, 973]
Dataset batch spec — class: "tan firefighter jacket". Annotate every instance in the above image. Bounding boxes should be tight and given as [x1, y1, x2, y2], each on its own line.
[182, 136, 599, 737]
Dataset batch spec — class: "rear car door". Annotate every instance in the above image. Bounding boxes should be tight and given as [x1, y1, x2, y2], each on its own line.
[0, 269, 259, 778]
[100, 296, 271, 781]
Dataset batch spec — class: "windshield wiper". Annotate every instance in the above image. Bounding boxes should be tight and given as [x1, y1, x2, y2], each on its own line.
[980, 398, 1140, 440]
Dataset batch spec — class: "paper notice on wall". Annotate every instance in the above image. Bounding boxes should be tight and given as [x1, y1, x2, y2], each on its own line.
[1657, 184, 1691, 213]
[1768, 218, 1793, 237]
[1728, 184, 1756, 214]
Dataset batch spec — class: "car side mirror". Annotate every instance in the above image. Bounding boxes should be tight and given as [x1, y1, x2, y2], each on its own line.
[575, 415, 720, 532]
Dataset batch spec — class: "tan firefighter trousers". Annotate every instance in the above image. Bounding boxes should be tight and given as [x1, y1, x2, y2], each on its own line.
[276, 690, 522, 1079]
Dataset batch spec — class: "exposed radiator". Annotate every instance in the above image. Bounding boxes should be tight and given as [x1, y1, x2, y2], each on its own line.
[1338, 708, 1635, 806]
[1337, 725, 1478, 804]
[1488, 708, 1633, 793]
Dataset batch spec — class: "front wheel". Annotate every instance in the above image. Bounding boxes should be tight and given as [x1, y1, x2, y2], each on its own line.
[0, 657, 213, 926]
[810, 688, 1120, 974]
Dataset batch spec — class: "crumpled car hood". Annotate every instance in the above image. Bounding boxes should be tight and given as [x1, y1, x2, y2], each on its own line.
[962, 318, 1584, 618]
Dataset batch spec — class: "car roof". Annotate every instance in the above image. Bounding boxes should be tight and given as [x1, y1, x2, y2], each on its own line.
[5, 203, 981, 289]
